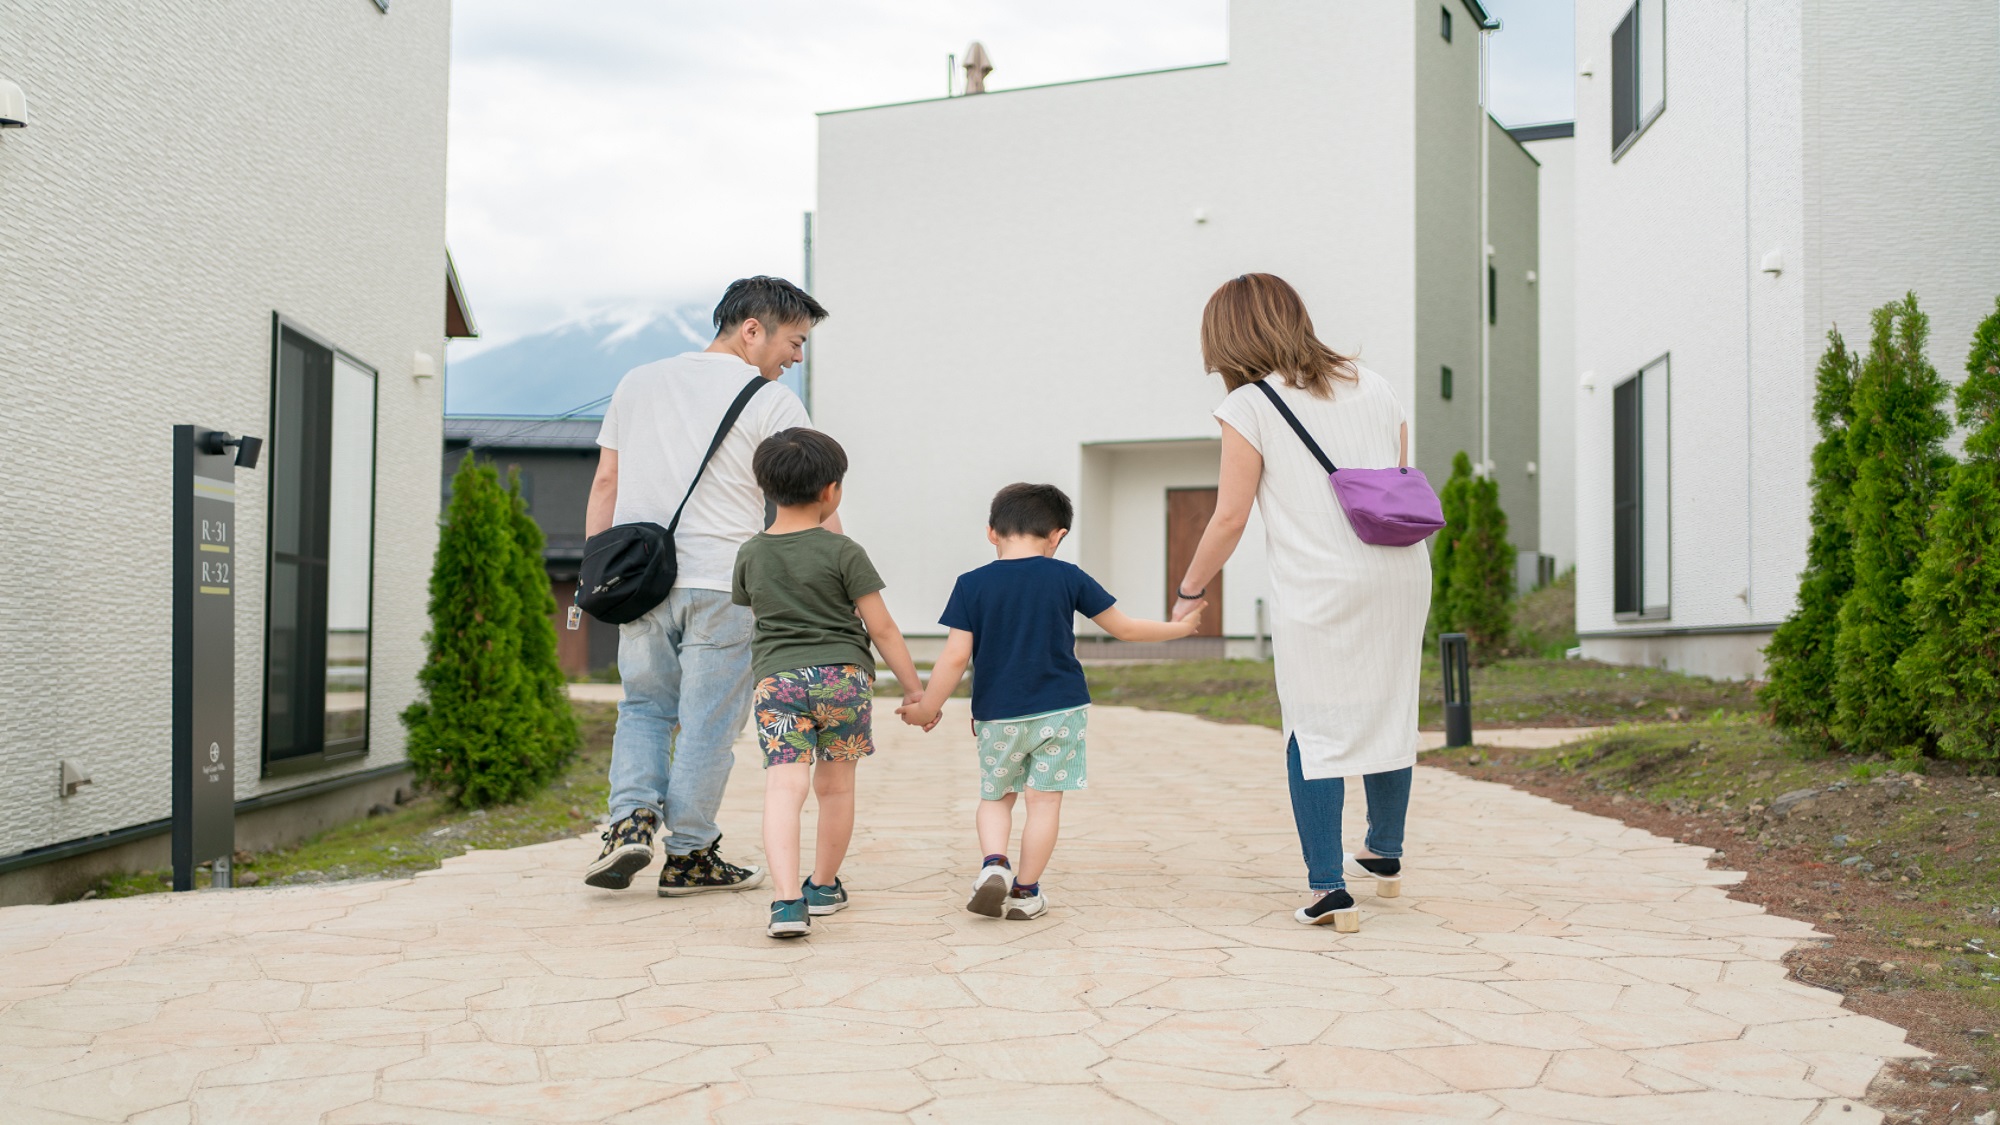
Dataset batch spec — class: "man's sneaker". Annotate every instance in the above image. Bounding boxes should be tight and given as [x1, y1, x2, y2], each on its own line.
[1343, 852, 1403, 899]
[767, 899, 811, 938]
[583, 809, 658, 890]
[802, 876, 848, 916]
[1295, 889, 1360, 932]
[965, 862, 1010, 918]
[658, 834, 766, 897]
[1004, 886, 1047, 920]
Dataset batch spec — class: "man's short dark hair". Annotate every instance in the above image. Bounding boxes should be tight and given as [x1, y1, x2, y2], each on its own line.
[713, 276, 829, 337]
[754, 428, 848, 507]
[989, 483, 1074, 538]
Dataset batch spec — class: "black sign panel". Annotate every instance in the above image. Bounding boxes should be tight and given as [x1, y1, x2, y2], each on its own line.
[173, 426, 237, 889]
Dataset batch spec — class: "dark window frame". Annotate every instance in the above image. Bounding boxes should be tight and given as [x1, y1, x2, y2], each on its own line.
[1610, 0, 1668, 160]
[262, 313, 380, 778]
[1488, 264, 1498, 325]
[1441, 6, 1453, 42]
[1441, 365, 1454, 401]
[1612, 355, 1671, 620]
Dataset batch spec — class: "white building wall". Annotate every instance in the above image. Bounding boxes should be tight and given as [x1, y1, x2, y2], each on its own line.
[0, 4, 451, 858]
[813, 0, 1421, 637]
[1572, 0, 1799, 677]
[1523, 135, 1576, 574]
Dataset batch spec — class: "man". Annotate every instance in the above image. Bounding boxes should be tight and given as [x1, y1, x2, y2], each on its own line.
[583, 276, 830, 894]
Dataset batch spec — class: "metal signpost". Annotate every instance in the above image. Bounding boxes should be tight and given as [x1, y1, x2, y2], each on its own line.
[172, 425, 260, 891]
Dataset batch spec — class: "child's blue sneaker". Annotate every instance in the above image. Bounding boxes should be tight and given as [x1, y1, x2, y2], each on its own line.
[767, 898, 811, 938]
[802, 876, 848, 916]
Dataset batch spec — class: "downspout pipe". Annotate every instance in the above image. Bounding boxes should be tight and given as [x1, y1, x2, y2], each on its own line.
[1478, 17, 1499, 476]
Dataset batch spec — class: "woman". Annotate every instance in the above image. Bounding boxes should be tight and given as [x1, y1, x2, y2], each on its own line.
[1171, 274, 1431, 933]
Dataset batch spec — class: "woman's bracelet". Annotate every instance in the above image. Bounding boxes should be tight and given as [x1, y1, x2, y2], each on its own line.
[1176, 585, 1206, 601]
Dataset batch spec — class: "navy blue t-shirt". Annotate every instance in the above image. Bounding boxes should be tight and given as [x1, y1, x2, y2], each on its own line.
[939, 556, 1117, 721]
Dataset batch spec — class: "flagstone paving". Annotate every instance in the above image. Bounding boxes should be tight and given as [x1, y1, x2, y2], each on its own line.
[0, 704, 1919, 1123]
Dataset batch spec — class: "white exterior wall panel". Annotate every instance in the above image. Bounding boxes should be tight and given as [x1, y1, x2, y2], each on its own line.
[0, 4, 450, 858]
[1523, 135, 1576, 573]
[814, 0, 1420, 637]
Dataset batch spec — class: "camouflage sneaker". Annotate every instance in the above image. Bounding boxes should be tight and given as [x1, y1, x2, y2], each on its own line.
[583, 808, 658, 890]
[658, 834, 765, 897]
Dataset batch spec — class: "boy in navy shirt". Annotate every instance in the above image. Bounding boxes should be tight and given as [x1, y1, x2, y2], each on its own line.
[899, 484, 1204, 919]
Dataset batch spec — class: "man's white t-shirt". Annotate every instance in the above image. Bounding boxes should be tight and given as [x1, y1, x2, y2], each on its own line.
[596, 351, 812, 593]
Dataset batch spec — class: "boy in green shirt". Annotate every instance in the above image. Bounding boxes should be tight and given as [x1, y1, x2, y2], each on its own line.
[732, 428, 924, 938]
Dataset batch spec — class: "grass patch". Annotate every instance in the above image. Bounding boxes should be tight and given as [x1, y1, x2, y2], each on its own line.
[87, 704, 619, 899]
[1081, 656, 1759, 731]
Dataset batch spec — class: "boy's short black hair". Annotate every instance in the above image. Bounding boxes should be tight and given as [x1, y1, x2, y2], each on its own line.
[712, 276, 829, 337]
[989, 483, 1073, 538]
[754, 428, 848, 507]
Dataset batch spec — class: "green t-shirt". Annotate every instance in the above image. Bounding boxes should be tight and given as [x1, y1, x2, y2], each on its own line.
[731, 528, 886, 682]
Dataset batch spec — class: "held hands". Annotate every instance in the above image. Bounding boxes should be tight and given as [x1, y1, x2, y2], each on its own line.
[1168, 598, 1208, 634]
[895, 698, 943, 732]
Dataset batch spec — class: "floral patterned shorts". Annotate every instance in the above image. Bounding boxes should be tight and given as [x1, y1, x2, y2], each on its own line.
[754, 664, 876, 767]
[974, 706, 1089, 798]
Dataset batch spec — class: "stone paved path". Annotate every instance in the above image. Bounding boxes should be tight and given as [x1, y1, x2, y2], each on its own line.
[0, 705, 1919, 1123]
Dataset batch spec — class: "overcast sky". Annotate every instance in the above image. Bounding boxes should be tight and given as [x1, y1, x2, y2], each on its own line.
[446, 1, 1575, 359]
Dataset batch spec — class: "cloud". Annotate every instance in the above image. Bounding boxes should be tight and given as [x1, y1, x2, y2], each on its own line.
[445, 1, 1574, 358]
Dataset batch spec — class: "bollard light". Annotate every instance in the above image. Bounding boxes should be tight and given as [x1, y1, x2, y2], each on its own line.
[1440, 633, 1472, 748]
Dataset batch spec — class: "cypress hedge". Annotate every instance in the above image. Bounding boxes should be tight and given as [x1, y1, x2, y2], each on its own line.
[1898, 297, 2000, 762]
[402, 454, 567, 807]
[507, 468, 580, 781]
[1761, 327, 1859, 750]
[1429, 451, 1475, 640]
[1831, 295, 1955, 759]
[1446, 469, 1515, 660]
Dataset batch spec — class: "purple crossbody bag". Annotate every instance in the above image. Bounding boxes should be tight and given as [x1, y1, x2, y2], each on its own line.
[1253, 379, 1445, 547]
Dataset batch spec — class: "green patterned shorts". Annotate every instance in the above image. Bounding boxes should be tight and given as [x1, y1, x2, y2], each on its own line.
[975, 706, 1088, 799]
[754, 664, 875, 767]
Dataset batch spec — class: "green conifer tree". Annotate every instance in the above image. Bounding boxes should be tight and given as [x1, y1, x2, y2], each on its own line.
[1447, 471, 1515, 660]
[1429, 451, 1475, 639]
[402, 454, 540, 807]
[1832, 294, 1955, 758]
[1761, 328, 1859, 749]
[1897, 296, 2000, 762]
[507, 468, 580, 780]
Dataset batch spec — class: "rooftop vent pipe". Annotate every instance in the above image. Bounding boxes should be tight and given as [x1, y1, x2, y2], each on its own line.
[962, 42, 994, 94]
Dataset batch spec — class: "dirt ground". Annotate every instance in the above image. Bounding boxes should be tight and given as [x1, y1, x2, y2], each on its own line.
[1432, 732, 2000, 1125]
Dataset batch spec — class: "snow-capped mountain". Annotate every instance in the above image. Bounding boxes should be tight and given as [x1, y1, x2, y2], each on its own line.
[444, 304, 721, 417]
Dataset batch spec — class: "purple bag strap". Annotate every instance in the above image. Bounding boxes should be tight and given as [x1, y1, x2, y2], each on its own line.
[1252, 379, 1339, 474]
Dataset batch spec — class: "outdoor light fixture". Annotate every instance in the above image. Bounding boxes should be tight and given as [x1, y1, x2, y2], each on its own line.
[0, 77, 27, 128]
[198, 430, 263, 469]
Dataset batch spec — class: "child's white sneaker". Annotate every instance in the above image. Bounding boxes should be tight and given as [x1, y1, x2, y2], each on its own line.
[1004, 886, 1047, 920]
[966, 862, 1010, 917]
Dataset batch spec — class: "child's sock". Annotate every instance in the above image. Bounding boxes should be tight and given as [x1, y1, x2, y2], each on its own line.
[1010, 880, 1039, 898]
[982, 854, 1010, 870]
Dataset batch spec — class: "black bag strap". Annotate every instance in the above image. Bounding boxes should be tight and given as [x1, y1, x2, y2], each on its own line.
[666, 376, 769, 535]
[1252, 379, 1339, 474]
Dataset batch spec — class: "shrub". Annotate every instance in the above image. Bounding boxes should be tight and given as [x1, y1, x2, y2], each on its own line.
[402, 454, 541, 807]
[1762, 327, 1859, 750]
[1898, 296, 2000, 762]
[507, 468, 580, 780]
[1832, 294, 1955, 758]
[1429, 451, 1474, 640]
[1446, 471, 1515, 661]
[1513, 567, 1577, 658]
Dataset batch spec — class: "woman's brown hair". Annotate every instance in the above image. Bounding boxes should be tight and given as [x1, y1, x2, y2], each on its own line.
[1200, 273, 1359, 397]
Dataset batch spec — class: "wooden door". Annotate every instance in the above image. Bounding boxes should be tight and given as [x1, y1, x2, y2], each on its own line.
[1165, 488, 1223, 637]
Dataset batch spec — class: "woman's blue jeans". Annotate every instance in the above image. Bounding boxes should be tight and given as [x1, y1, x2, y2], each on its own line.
[1286, 735, 1411, 892]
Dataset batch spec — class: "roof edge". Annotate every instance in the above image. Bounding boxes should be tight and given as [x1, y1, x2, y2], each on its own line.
[1506, 120, 1576, 143]
[818, 60, 1227, 118]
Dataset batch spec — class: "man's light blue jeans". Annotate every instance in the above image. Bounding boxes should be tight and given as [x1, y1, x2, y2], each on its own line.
[607, 588, 755, 856]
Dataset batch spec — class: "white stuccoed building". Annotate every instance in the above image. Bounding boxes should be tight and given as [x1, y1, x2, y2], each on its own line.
[0, 2, 468, 902]
[1565, 0, 2000, 679]
[812, 0, 1546, 652]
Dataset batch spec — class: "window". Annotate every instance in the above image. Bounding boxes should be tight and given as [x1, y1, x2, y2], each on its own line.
[1612, 356, 1670, 617]
[1441, 365, 1454, 401]
[1440, 6, 1453, 42]
[1610, 0, 1667, 157]
[265, 320, 377, 773]
[1488, 265, 1498, 325]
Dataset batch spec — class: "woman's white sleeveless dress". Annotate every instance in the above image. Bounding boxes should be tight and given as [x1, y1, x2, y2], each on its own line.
[1212, 368, 1433, 780]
